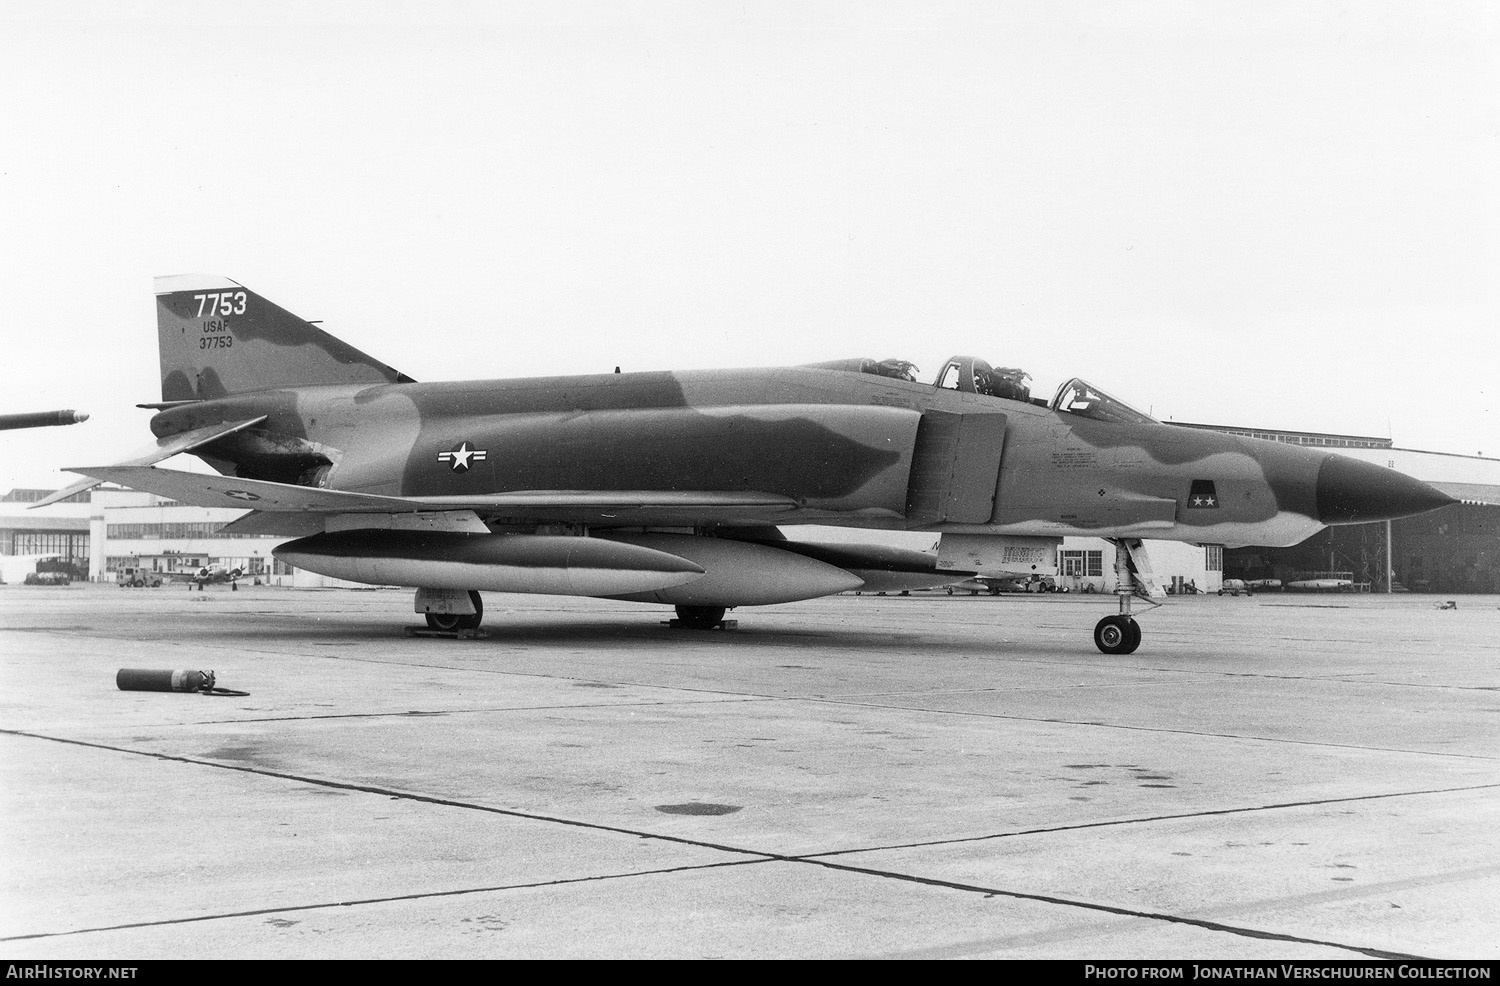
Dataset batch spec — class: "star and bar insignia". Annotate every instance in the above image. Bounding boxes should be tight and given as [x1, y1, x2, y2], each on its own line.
[1187, 479, 1219, 509]
[437, 441, 488, 474]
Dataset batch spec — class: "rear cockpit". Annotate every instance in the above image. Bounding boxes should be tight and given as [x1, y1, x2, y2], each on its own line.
[804, 357, 921, 382]
[931, 356, 1033, 402]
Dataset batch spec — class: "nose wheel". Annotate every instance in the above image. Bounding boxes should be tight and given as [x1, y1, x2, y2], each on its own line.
[1094, 614, 1141, 654]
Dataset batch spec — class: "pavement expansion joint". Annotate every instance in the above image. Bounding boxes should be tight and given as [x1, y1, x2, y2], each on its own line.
[790, 779, 1500, 860]
[8, 591, 1498, 957]
[797, 694, 1500, 761]
[5, 725, 1485, 958]
[0, 858, 772, 945]
[181, 695, 767, 725]
[796, 857, 1429, 962]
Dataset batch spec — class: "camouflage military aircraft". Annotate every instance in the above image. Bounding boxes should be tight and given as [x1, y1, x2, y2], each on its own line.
[38, 275, 1454, 653]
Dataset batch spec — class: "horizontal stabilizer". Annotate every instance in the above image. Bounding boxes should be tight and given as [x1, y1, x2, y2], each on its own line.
[66, 465, 424, 511]
[59, 465, 799, 522]
[33, 417, 267, 508]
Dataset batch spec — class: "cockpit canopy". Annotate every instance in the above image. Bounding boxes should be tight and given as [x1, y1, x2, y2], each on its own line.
[932, 357, 1158, 424]
[932, 356, 1032, 402]
[809, 355, 1157, 424]
[1049, 378, 1158, 424]
[804, 357, 920, 382]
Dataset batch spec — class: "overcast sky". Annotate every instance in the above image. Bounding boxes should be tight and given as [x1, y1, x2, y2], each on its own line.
[1, 0, 1495, 493]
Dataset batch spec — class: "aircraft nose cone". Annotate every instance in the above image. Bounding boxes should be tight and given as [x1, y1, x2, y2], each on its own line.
[1315, 454, 1456, 524]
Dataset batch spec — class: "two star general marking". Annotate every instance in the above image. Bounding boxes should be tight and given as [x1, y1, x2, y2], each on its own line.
[437, 441, 488, 474]
[1187, 479, 1220, 509]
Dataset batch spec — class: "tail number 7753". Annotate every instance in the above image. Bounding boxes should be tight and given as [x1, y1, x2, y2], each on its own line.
[194, 292, 248, 317]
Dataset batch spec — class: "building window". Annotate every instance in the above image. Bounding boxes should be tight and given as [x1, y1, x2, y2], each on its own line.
[105, 521, 274, 539]
[1205, 544, 1224, 572]
[11, 532, 89, 559]
[1059, 549, 1103, 577]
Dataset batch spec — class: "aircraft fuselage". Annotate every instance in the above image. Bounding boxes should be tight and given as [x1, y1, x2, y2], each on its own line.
[149, 363, 1422, 548]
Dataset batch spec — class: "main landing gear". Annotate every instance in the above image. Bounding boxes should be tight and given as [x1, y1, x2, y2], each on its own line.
[674, 604, 727, 630]
[424, 590, 484, 631]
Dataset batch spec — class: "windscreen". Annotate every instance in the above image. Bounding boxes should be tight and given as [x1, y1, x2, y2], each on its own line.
[1050, 378, 1158, 425]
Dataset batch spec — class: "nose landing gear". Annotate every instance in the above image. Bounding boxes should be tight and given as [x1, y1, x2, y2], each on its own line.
[1093, 538, 1162, 654]
[1094, 613, 1141, 654]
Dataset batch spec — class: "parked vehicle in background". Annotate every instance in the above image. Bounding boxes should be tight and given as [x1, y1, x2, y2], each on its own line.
[116, 567, 164, 588]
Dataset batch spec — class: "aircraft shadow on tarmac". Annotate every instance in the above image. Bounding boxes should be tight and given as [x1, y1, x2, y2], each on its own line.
[213, 605, 1148, 664]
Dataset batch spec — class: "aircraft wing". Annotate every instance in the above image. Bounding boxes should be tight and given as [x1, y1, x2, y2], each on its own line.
[32, 417, 268, 508]
[61, 465, 800, 524]
[161, 571, 239, 584]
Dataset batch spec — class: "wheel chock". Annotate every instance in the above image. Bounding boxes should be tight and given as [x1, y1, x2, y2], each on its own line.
[404, 625, 490, 639]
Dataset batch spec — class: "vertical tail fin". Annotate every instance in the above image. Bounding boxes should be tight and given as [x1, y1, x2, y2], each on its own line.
[154, 274, 414, 401]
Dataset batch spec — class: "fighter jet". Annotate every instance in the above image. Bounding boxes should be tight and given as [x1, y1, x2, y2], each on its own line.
[38, 275, 1455, 653]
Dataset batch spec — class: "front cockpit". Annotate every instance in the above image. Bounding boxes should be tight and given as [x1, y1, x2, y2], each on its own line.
[932, 358, 1159, 424]
[1048, 377, 1158, 424]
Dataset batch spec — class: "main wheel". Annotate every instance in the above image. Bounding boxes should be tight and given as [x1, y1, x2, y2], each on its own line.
[675, 604, 725, 630]
[426, 590, 483, 631]
[1094, 615, 1141, 654]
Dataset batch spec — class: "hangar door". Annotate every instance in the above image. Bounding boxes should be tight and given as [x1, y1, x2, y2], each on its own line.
[904, 409, 1006, 523]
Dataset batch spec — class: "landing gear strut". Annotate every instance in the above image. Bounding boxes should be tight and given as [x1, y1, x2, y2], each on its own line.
[1094, 539, 1146, 654]
[425, 590, 484, 631]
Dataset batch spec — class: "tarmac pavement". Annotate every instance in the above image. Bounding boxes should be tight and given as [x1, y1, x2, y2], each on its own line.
[2, 583, 1497, 959]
